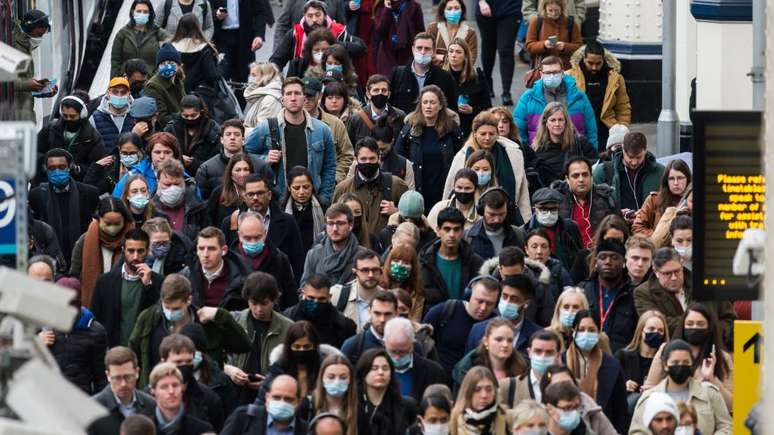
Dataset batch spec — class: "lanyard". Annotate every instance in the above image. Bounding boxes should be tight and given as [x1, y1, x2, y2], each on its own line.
[598, 281, 616, 330]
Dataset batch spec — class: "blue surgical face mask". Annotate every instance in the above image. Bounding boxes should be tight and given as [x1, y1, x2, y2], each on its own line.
[390, 353, 413, 373]
[542, 72, 563, 89]
[476, 170, 491, 186]
[574, 331, 599, 352]
[558, 409, 581, 431]
[242, 240, 265, 256]
[120, 153, 139, 168]
[497, 299, 520, 320]
[267, 400, 296, 421]
[323, 379, 349, 397]
[128, 194, 149, 210]
[47, 169, 70, 187]
[193, 351, 203, 369]
[159, 63, 177, 79]
[133, 12, 150, 25]
[110, 94, 129, 109]
[325, 64, 344, 74]
[530, 355, 555, 375]
[444, 9, 462, 24]
[163, 307, 185, 322]
[413, 52, 432, 66]
[559, 309, 576, 328]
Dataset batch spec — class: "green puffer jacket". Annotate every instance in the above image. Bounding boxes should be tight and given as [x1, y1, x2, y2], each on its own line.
[129, 304, 252, 387]
[110, 24, 169, 77]
[228, 309, 294, 375]
[12, 25, 35, 122]
[592, 150, 664, 209]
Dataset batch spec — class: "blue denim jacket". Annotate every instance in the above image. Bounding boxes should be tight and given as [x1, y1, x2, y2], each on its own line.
[244, 110, 337, 205]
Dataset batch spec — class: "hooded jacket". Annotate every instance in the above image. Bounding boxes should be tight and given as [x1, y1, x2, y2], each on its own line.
[90, 94, 136, 154]
[243, 77, 283, 128]
[567, 46, 632, 129]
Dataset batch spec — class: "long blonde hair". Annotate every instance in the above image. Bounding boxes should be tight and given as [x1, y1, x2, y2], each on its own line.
[532, 102, 576, 151]
[407, 85, 458, 138]
[548, 287, 589, 347]
[312, 355, 358, 435]
[443, 37, 476, 84]
[623, 310, 670, 352]
[248, 61, 282, 88]
[451, 366, 499, 426]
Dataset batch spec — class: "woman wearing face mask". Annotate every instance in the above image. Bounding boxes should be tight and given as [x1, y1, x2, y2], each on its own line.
[452, 319, 528, 395]
[443, 112, 531, 223]
[428, 168, 480, 231]
[286, 28, 336, 79]
[382, 244, 435, 320]
[510, 401, 549, 435]
[120, 174, 159, 226]
[524, 229, 573, 301]
[355, 348, 415, 435]
[668, 215, 693, 270]
[169, 14, 220, 93]
[373, 0, 425, 76]
[282, 166, 326, 252]
[427, 0, 477, 66]
[69, 196, 135, 307]
[675, 401, 701, 435]
[563, 310, 628, 433]
[206, 154, 255, 226]
[547, 287, 588, 350]
[112, 132, 182, 197]
[86, 132, 143, 195]
[141, 217, 193, 275]
[318, 45, 362, 101]
[633, 159, 692, 237]
[525, 0, 582, 70]
[338, 193, 382, 252]
[630, 339, 731, 435]
[466, 150, 498, 193]
[642, 304, 733, 411]
[569, 214, 629, 284]
[615, 310, 670, 419]
[163, 94, 221, 177]
[407, 393, 452, 435]
[110, 0, 169, 77]
[243, 62, 285, 128]
[443, 39, 490, 137]
[145, 43, 186, 126]
[450, 366, 511, 435]
[308, 355, 358, 435]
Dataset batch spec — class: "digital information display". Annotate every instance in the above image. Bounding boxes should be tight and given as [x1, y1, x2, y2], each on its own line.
[693, 111, 763, 301]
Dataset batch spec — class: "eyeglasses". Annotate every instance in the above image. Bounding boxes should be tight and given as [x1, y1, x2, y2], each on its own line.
[356, 267, 383, 275]
[245, 190, 269, 198]
[657, 268, 682, 278]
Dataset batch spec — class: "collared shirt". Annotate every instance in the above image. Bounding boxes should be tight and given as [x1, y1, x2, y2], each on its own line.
[222, 0, 240, 29]
[267, 415, 295, 435]
[370, 105, 388, 121]
[202, 260, 225, 283]
[676, 288, 687, 310]
[411, 62, 428, 90]
[355, 293, 370, 331]
[529, 370, 542, 403]
[251, 207, 272, 233]
[113, 391, 139, 418]
[122, 263, 141, 282]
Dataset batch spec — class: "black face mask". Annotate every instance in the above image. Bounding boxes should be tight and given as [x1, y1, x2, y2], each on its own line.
[130, 80, 146, 97]
[643, 332, 664, 349]
[63, 119, 81, 132]
[454, 190, 474, 205]
[358, 162, 380, 179]
[178, 364, 195, 384]
[370, 94, 388, 109]
[183, 116, 202, 128]
[291, 349, 316, 365]
[666, 364, 692, 384]
[683, 328, 708, 345]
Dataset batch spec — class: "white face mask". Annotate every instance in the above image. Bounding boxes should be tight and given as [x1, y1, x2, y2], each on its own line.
[535, 209, 559, 227]
[423, 423, 450, 435]
[28, 36, 43, 50]
[313, 51, 324, 64]
[675, 245, 692, 261]
[674, 426, 695, 435]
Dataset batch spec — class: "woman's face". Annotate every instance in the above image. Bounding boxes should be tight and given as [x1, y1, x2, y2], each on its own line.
[422, 405, 451, 425]
[289, 175, 313, 204]
[151, 144, 174, 168]
[514, 415, 548, 434]
[421, 92, 441, 120]
[100, 211, 125, 230]
[546, 110, 566, 138]
[324, 94, 345, 115]
[475, 125, 498, 150]
[643, 316, 666, 336]
[312, 41, 331, 61]
[397, 301, 410, 317]
[496, 115, 510, 137]
[322, 363, 350, 383]
[544, 3, 562, 19]
[289, 336, 314, 352]
[668, 169, 688, 196]
[684, 310, 709, 331]
[525, 235, 550, 264]
[134, 3, 150, 15]
[470, 159, 492, 175]
[325, 56, 342, 68]
[561, 293, 584, 314]
[486, 325, 514, 360]
[365, 356, 391, 388]
[577, 317, 598, 334]
[119, 142, 142, 160]
[454, 177, 476, 193]
[444, 0, 462, 13]
[471, 378, 496, 411]
[447, 44, 466, 69]
[345, 200, 362, 217]
[230, 161, 251, 187]
[127, 179, 149, 198]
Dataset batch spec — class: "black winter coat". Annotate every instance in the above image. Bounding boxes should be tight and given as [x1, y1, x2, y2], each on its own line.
[452, 68, 492, 136]
[161, 230, 195, 275]
[551, 179, 620, 236]
[581, 275, 637, 353]
[530, 136, 598, 189]
[0, 218, 65, 273]
[176, 44, 220, 93]
[420, 239, 483, 304]
[153, 411, 214, 435]
[49, 313, 109, 395]
[357, 394, 416, 435]
[152, 185, 210, 242]
[212, 0, 274, 81]
[389, 62, 458, 114]
[195, 152, 270, 201]
[282, 304, 356, 348]
[164, 115, 222, 177]
[88, 386, 156, 435]
[35, 118, 106, 185]
[522, 216, 584, 271]
[184, 250, 251, 311]
[465, 219, 526, 261]
[230, 242, 298, 310]
[184, 380, 225, 432]
[346, 103, 407, 146]
[220, 404, 308, 435]
[270, 26, 366, 71]
[82, 158, 121, 195]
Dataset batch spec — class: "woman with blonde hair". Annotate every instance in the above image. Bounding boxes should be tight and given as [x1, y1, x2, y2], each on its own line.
[311, 355, 358, 435]
[511, 400, 549, 435]
[396, 85, 465, 212]
[450, 366, 513, 435]
[525, 0, 582, 69]
[531, 101, 598, 187]
[243, 62, 284, 128]
[120, 173, 158, 227]
[443, 111, 532, 222]
[382, 243, 434, 320]
[443, 38, 491, 136]
[547, 286, 589, 350]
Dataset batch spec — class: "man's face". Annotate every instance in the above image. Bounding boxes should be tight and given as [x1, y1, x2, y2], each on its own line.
[528, 338, 559, 365]
[413, 38, 433, 57]
[239, 217, 266, 246]
[157, 172, 184, 191]
[249, 297, 275, 321]
[265, 377, 299, 411]
[467, 286, 498, 320]
[626, 247, 652, 281]
[384, 331, 413, 362]
[326, 213, 352, 243]
[483, 204, 507, 231]
[368, 81, 390, 101]
[107, 361, 139, 401]
[152, 375, 184, 411]
[303, 7, 326, 28]
[623, 149, 647, 171]
[197, 236, 226, 270]
[649, 412, 678, 435]
[566, 161, 591, 197]
[303, 284, 331, 304]
[500, 264, 523, 278]
[583, 53, 605, 74]
[655, 260, 684, 292]
[46, 156, 69, 171]
[356, 147, 379, 165]
[161, 297, 190, 314]
[548, 397, 582, 425]
[595, 252, 624, 281]
[353, 256, 382, 290]
[109, 85, 129, 98]
[437, 221, 463, 250]
[123, 239, 148, 272]
[541, 63, 563, 77]
[243, 181, 272, 213]
[164, 350, 194, 367]
[303, 91, 321, 113]
[369, 300, 396, 336]
[500, 285, 530, 307]
[28, 26, 48, 38]
[221, 127, 244, 155]
[282, 84, 305, 113]
[27, 263, 53, 281]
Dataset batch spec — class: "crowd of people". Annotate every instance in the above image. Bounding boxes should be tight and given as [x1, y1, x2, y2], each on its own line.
[9, 1, 730, 435]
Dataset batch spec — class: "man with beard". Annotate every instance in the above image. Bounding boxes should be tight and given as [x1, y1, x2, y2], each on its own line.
[283, 274, 357, 347]
[579, 238, 636, 353]
[567, 41, 631, 149]
[91, 229, 163, 347]
[465, 188, 526, 260]
[269, 0, 365, 71]
[330, 250, 385, 332]
[331, 137, 408, 234]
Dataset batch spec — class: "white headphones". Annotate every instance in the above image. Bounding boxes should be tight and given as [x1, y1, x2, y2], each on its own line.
[59, 95, 89, 119]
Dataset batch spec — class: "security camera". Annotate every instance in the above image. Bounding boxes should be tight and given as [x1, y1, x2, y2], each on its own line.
[0, 42, 31, 82]
[0, 122, 37, 179]
[733, 228, 765, 276]
[0, 267, 77, 331]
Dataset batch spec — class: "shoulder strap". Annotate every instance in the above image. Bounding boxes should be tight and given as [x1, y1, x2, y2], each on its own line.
[268, 118, 281, 150]
[382, 172, 393, 201]
[356, 109, 374, 131]
[336, 283, 352, 312]
[162, 0, 173, 29]
[536, 17, 543, 40]
[435, 300, 457, 340]
[507, 377, 517, 408]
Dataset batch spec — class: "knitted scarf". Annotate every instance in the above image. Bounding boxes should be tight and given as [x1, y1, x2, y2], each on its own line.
[80, 219, 134, 307]
[566, 342, 603, 400]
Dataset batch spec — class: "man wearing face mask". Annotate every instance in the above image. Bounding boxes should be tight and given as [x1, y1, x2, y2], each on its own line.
[130, 274, 252, 388]
[383, 317, 446, 402]
[90, 77, 136, 155]
[158, 334, 225, 431]
[124, 59, 149, 99]
[221, 374, 308, 435]
[302, 76, 354, 183]
[543, 382, 593, 435]
[127, 96, 161, 143]
[144, 43, 186, 126]
[332, 138, 408, 234]
[389, 33, 457, 114]
[13, 9, 55, 122]
[90, 229, 162, 348]
[497, 330, 561, 407]
[523, 187, 583, 271]
[465, 188, 526, 260]
[347, 75, 406, 144]
[283, 274, 357, 347]
[579, 239, 637, 353]
[151, 159, 209, 241]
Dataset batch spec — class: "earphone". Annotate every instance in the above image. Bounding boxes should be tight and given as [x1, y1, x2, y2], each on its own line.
[462, 274, 501, 301]
[59, 95, 89, 119]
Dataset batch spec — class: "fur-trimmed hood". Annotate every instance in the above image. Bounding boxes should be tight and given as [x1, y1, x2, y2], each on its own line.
[268, 343, 343, 366]
[570, 45, 621, 72]
[478, 257, 551, 284]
